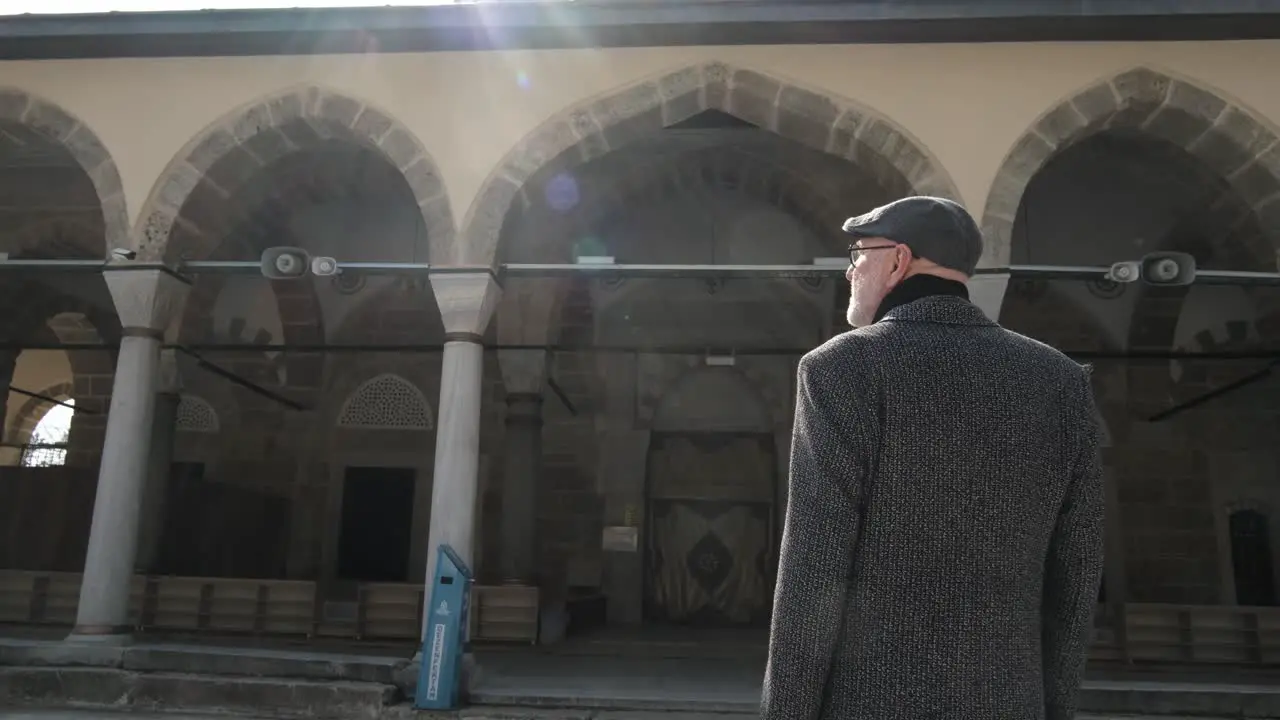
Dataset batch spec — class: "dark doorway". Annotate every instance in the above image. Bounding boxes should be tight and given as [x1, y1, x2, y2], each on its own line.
[1230, 509, 1277, 607]
[337, 467, 416, 583]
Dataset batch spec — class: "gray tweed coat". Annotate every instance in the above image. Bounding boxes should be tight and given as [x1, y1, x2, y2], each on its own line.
[762, 294, 1105, 720]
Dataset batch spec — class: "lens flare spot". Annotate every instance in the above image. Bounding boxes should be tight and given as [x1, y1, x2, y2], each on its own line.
[516, 71, 531, 89]
[545, 172, 580, 213]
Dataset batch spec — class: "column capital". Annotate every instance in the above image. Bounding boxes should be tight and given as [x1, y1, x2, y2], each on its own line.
[430, 272, 501, 339]
[498, 349, 548, 396]
[104, 268, 190, 336]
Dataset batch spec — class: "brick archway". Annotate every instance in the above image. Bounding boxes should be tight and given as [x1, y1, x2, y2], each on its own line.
[0, 88, 128, 256]
[459, 61, 960, 268]
[133, 84, 453, 264]
[983, 66, 1280, 269]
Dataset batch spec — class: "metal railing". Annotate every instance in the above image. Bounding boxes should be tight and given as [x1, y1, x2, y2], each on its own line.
[1, 258, 1279, 286]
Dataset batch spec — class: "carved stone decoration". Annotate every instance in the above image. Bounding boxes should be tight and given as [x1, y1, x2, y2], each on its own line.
[337, 373, 434, 431]
[175, 395, 219, 433]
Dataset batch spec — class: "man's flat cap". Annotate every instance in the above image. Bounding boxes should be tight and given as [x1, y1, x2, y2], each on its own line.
[842, 196, 984, 276]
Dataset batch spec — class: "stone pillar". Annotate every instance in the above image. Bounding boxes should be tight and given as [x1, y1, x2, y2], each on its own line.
[497, 349, 547, 584]
[69, 268, 188, 643]
[135, 350, 180, 573]
[423, 272, 501, 593]
[967, 272, 1009, 322]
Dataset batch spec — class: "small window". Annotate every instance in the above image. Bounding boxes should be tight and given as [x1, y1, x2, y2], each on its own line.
[21, 399, 74, 467]
[337, 374, 433, 430]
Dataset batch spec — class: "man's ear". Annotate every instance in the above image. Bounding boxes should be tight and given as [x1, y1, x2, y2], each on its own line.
[890, 245, 914, 282]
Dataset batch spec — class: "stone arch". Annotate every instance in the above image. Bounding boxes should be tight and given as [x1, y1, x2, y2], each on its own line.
[134, 84, 453, 263]
[0, 88, 128, 256]
[460, 61, 961, 267]
[336, 372, 434, 431]
[983, 66, 1280, 268]
[176, 394, 220, 434]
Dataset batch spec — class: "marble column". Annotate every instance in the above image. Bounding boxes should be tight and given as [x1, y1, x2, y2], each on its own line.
[69, 268, 188, 643]
[497, 349, 547, 584]
[422, 272, 501, 595]
[135, 350, 180, 573]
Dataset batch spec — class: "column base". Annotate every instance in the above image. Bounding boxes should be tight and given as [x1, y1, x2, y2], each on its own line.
[65, 625, 135, 646]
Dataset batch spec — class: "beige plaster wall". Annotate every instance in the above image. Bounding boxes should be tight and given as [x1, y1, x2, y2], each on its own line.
[3, 40, 1280, 257]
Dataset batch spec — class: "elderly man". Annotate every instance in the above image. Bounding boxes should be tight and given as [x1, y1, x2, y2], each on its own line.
[762, 196, 1105, 720]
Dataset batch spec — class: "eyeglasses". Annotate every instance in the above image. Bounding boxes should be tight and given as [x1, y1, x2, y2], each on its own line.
[848, 243, 899, 265]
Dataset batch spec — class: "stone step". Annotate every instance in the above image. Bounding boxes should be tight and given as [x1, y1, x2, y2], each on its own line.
[0, 664, 1270, 720]
[0, 710, 1248, 720]
[468, 683, 1280, 719]
[0, 666, 396, 719]
[0, 639, 408, 685]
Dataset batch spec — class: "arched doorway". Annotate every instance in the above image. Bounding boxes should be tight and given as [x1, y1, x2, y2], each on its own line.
[1229, 509, 1277, 607]
[644, 368, 778, 627]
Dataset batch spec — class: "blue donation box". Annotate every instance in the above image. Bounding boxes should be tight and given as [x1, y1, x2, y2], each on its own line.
[413, 544, 473, 710]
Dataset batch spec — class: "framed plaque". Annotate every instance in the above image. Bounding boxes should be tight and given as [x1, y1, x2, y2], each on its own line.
[602, 526, 639, 552]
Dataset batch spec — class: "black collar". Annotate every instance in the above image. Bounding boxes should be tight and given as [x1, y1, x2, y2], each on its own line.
[872, 274, 970, 324]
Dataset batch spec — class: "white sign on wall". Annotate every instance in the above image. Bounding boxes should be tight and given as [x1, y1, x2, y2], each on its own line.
[602, 526, 639, 553]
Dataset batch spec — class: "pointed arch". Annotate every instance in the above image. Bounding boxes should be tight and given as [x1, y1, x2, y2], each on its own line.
[133, 84, 453, 264]
[337, 373, 434, 431]
[0, 88, 128, 256]
[458, 61, 961, 267]
[175, 394, 220, 434]
[982, 66, 1280, 268]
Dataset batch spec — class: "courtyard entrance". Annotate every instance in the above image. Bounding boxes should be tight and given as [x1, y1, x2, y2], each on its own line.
[643, 432, 778, 628]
